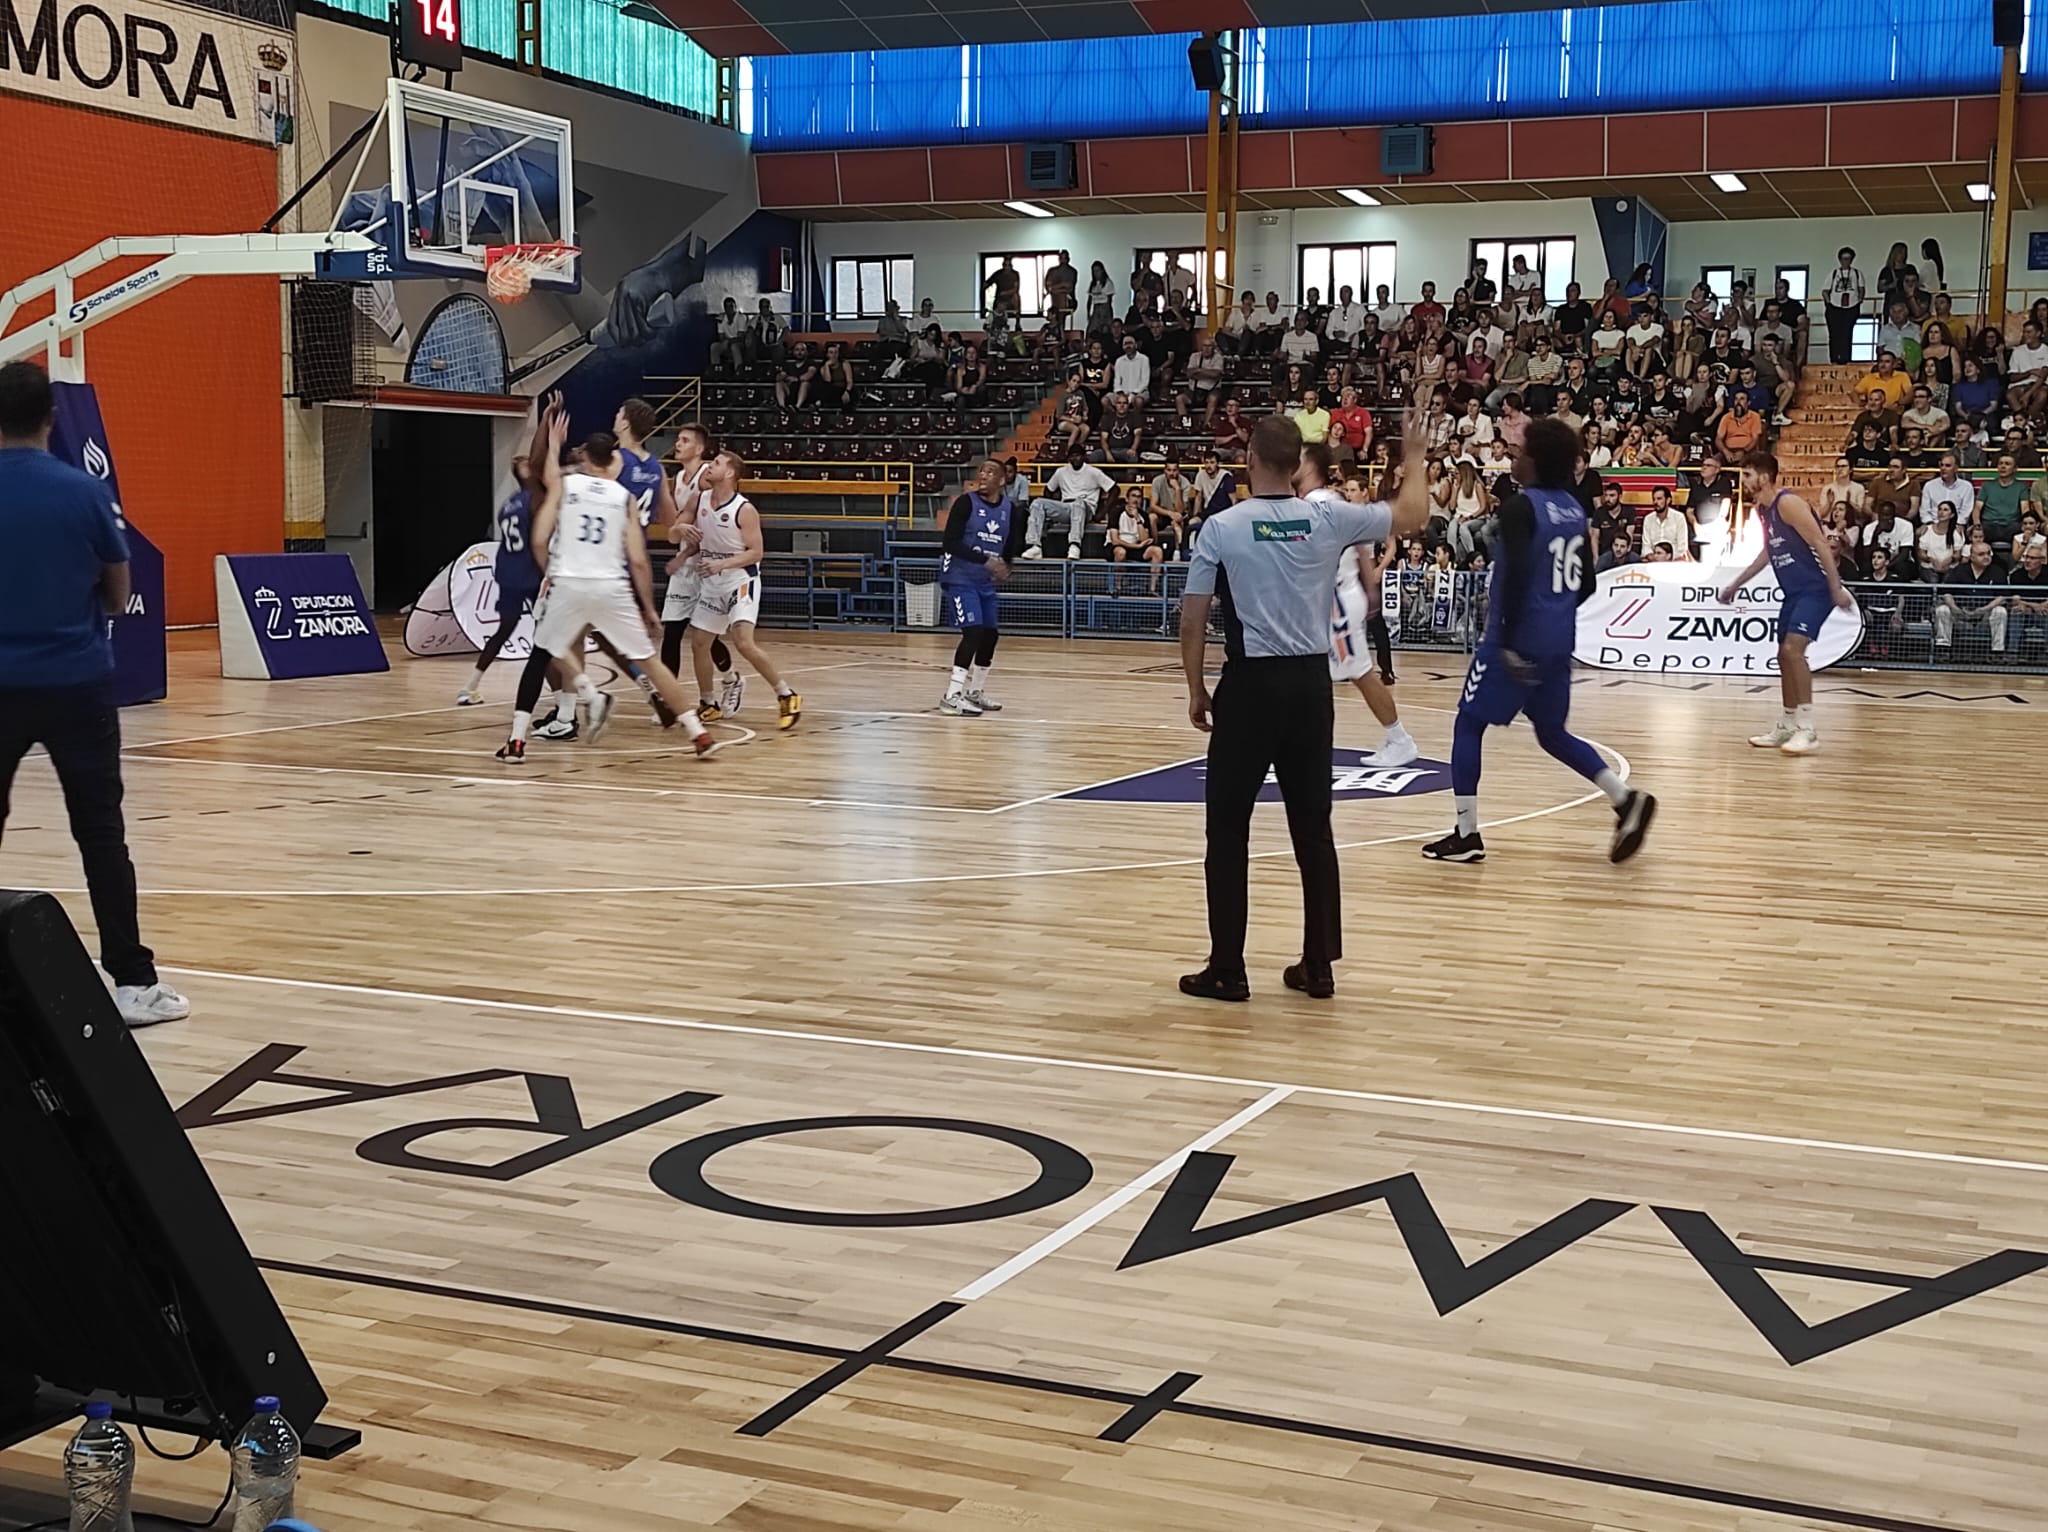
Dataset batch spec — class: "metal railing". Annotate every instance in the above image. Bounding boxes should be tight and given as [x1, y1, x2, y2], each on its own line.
[1840, 577, 2048, 673]
[643, 375, 701, 438]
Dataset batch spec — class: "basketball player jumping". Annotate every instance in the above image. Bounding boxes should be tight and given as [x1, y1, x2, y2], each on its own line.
[496, 417, 715, 761]
[457, 401, 552, 707]
[1718, 449, 1855, 756]
[939, 458, 1022, 715]
[1299, 444, 1417, 765]
[689, 450, 802, 730]
[1423, 416, 1656, 865]
[659, 423, 742, 719]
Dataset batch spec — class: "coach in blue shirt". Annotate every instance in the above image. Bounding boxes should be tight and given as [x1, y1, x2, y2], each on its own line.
[0, 362, 188, 1026]
[1177, 409, 1430, 1003]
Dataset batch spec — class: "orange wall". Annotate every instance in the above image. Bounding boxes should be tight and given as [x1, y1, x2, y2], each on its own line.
[0, 94, 284, 624]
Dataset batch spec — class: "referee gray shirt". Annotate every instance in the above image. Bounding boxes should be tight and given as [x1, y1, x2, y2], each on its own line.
[1185, 494, 1393, 659]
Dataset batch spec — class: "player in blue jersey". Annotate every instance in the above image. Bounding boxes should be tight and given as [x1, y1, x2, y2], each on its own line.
[1718, 449, 1856, 756]
[938, 458, 1024, 715]
[457, 406, 551, 707]
[1424, 415, 1656, 865]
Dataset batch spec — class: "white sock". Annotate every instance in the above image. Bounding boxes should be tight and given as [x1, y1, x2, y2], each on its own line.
[968, 664, 990, 695]
[1593, 768, 1629, 806]
[1778, 708, 1797, 728]
[1384, 721, 1412, 748]
[548, 690, 574, 719]
[1454, 795, 1479, 836]
[511, 709, 534, 743]
[775, 681, 794, 698]
[1794, 704, 1814, 729]
[948, 664, 970, 696]
[465, 665, 487, 693]
[574, 675, 600, 704]
[680, 708, 703, 737]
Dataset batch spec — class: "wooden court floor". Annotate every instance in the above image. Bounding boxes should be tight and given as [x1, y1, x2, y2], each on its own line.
[3, 627, 2046, 1532]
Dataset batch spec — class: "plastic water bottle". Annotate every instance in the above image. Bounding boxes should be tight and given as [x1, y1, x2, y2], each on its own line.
[228, 1397, 300, 1532]
[63, 1402, 135, 1532]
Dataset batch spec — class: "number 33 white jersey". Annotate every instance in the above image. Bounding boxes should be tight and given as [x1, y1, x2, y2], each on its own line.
[547, 473, 636, 580]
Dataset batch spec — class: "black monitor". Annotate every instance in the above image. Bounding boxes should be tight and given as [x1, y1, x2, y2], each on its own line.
[0, 890, 356, 1458]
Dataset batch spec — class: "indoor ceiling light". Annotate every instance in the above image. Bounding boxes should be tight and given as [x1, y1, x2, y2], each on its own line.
[1710, 172, 1748, 193]
[1003, 200, 1054, 218]
[1968, 182, 1995, 201]
[1338, 188, 1381, 206]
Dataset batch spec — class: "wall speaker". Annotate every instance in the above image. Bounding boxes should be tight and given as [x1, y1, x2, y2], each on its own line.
[1024, 143, 1076, 190]
[1995, 0, 2024, 47]
[1188, 36, 1224, 92]
[1381, 125, 1434, 177]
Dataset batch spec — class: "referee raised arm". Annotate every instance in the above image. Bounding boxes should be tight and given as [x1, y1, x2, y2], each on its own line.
[1177, 408, 1430, 1002]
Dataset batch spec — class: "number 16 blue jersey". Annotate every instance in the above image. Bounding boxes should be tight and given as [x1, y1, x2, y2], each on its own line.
[1483, 486, 1587, 661]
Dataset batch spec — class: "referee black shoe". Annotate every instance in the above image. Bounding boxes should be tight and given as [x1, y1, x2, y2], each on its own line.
[1422, 829, 1486, 863]
[1178, 968, 1251, 1003]
[1610, 789, 1658, 864]
[1283, 962, 1335, 999]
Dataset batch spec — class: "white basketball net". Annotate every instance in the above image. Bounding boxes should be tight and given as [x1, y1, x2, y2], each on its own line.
[484, 243, 577, 304]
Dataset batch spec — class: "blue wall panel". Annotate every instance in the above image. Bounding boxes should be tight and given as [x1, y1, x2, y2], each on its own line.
[754, 0, 2017, 151]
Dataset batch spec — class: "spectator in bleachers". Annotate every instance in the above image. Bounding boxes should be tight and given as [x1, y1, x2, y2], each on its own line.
[1865, 455, 1914, 519]
[1150, 461, 1192, 544]
[1524, 335, 1563, 411]
[1157, 309, 1194, 399]
[984, 258, 1022, 323]
[1326, 286, 1365, 356]
[1334, 387, 1373, 456]
[946, 344, 989, 410]
[1952, 354, 2001, 432]
[1328, 418, 1358, 476]
[1112, 333, 1151, 404]
[1587, 480, 1630, 555]
[1934, 541, 2010, 651]
[872, 299, 910, 361]
[1108, 485, 1166, 592]
[2006, 321, 2048, 423]
[1858, 352, 1913, 412]
[1876, 300, 1921, 373]
[1860, 547, 1908, 654]
[1875, 241, 1917, 312]
[1754, 336, 1796, 426]
[1686, 454, 1735, 542]
[1097, 393, 1143, 463]
[1920, 320, 1956, 394]
[1549, 280, 1590, 353]
[1442, 456, 1495, 562]
[1488, 339, 1529, 410]
[1024, 445, 1113, 559]
[1820, 457, 1867, 520]
[1193, 446, 1233, 527]
[1411, 281, 1446, 328]
[1294, 388, 1331, 445]
[1917, 454, 1973, 524]
[803, 341, 854, 412]
[1821, 501, 1860, 569]
[1648, 421, 1685, 469]
[1976, 453, 2036, 548]
[708, 297, 749, 375]
[1861, 499, 1917, 575]
[1456, 396, 1493, 451]
[1716, 391, 1764, 459]
[1920, 501, 1966, 577]
[1218, 290, 1256, 355]
[1755, 301, 1797, 372]
[1371, 283, 1402, 331]
[1054, 390, 1091, 455]
[1551, 388, 1585, 439]
[1278, 313, 1321, 380]
[1823, 249, 1865, 364]
[1645, 541, 1678, 562]
[1295, 286, 1330, 335]
[2011, 545, 2048, 649]
[1681, 362, 1725, 446]
[999, 457, 1030, 515]
[1086, 262, 1116, 336]
[904, 325, 947, 398]
[1212, 396, 1250, 457]
[1624, 308, 1665, 380]
[773, 340, 813, 409]
[1496, 392, 1530, 453]
[1181, 335, 1227, 424]
[1596, 527, 1640, 570]
[1848, 388, 1899, 454]
[750, 299, 786, 366]
[2016, 509, 2047, 559]
[1045, 250, 1078, 331]
[1071, 337, 1112, 428]
[1250, 291, 1287, 355]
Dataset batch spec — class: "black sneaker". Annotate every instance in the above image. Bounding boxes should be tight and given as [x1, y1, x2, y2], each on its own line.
[1611, 789, 1657, 864]
[494, 738, 526, 764]
[1283, 962, 1335, 999]
[649, 692, 679, 728]
[1422, 829, 1486, 863]
[1178, 968, 1251, 1002]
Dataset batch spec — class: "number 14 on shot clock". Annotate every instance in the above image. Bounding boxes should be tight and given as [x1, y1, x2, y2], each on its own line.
[396, 0, 462, 72]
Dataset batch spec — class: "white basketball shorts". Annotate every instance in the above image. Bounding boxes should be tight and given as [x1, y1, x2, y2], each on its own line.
[690, 567, 762, 635]
[661, 566, 701, 624]
[532, 576, 654, 663]
[1329, 578, 1373, 682]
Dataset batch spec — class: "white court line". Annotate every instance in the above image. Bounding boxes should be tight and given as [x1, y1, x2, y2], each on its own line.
[952, 1087, 1294, 1302]
[154, 966, 2048, 1176]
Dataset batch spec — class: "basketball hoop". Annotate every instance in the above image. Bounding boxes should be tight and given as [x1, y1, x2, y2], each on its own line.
[485, 243, 577, 305]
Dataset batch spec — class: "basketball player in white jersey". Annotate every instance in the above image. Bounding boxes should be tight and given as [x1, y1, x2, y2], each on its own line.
[689, 450, 802, 730]
[1299, 444, 1418, 765]
[495, 420, 715, 762]
[660, 424, 743, 719]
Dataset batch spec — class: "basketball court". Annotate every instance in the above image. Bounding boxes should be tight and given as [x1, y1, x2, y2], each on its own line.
[4, 628, 2045, 1532]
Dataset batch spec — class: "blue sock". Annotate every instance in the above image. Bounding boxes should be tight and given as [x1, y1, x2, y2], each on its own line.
[1535, 724, 1608, 784]
[1451, 710, 1486, 796]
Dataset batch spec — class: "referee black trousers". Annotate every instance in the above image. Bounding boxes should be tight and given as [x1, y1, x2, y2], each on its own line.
[1203, 655, 1340, 979]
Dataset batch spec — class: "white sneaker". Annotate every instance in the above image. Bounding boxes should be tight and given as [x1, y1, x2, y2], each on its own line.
[455, 689, 482, 706]
[940, 692, 984, 716]
[116, 982, 190, 1027]
[1363, 736, 1419, 767]
[535, 715, 578, 741]
[1772, 413, 1792, 426]
[720, 669, 746, 718]
[579, 690, 615, 743]
[1780, 727, 1821, 755]
[964, 691, 1001, 712]
[1021, 546, 1044, 560]
[1066, 544, 1081, 559]
[1749, 720, 1797, 748]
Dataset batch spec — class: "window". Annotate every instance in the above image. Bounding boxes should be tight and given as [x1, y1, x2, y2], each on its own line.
[1775, 265, 1809, 302]
[830, 256, 914, 321]
[1469, 238, 1576, 305]
[1298, 243, 1397, 308]
[1134, 247, 1221, 311]
[979, 251, 1062, 317]
[1701, 266, 1735, 305]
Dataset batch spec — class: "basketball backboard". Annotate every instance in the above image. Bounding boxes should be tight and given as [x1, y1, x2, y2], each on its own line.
[328, 79, 577, 293]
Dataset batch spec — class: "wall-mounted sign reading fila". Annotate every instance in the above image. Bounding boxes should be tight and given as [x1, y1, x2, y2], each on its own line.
[0, 0, 294, 143]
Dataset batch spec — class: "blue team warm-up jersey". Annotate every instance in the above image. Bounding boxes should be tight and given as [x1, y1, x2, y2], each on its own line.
[1761, 490, 1829, 593]
[1484, 487, 1587, 660]
[941, 495, 1012, 588]
[617, 447, 666, 527]
[494, 489, 539, 595]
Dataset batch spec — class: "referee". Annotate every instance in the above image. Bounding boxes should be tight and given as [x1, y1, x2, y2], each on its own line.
[1178, 408, 1429, 1001]
[0, 361, 188, 1027]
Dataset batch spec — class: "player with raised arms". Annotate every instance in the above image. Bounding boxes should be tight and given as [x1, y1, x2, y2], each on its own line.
[1297, 443, 1418, 766]
[1423, 415, 1656, 865]
[495, 416, 715, 762]
[1718, 448, 1857, 755]
[457, 400, 552, 708]
[937, 458, 1023, 715]
[688, 450, 801, 730]
[658, 423, 742, 719]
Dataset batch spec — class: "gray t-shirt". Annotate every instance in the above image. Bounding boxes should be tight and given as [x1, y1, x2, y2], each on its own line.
[1186, 493, 1394, 659]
